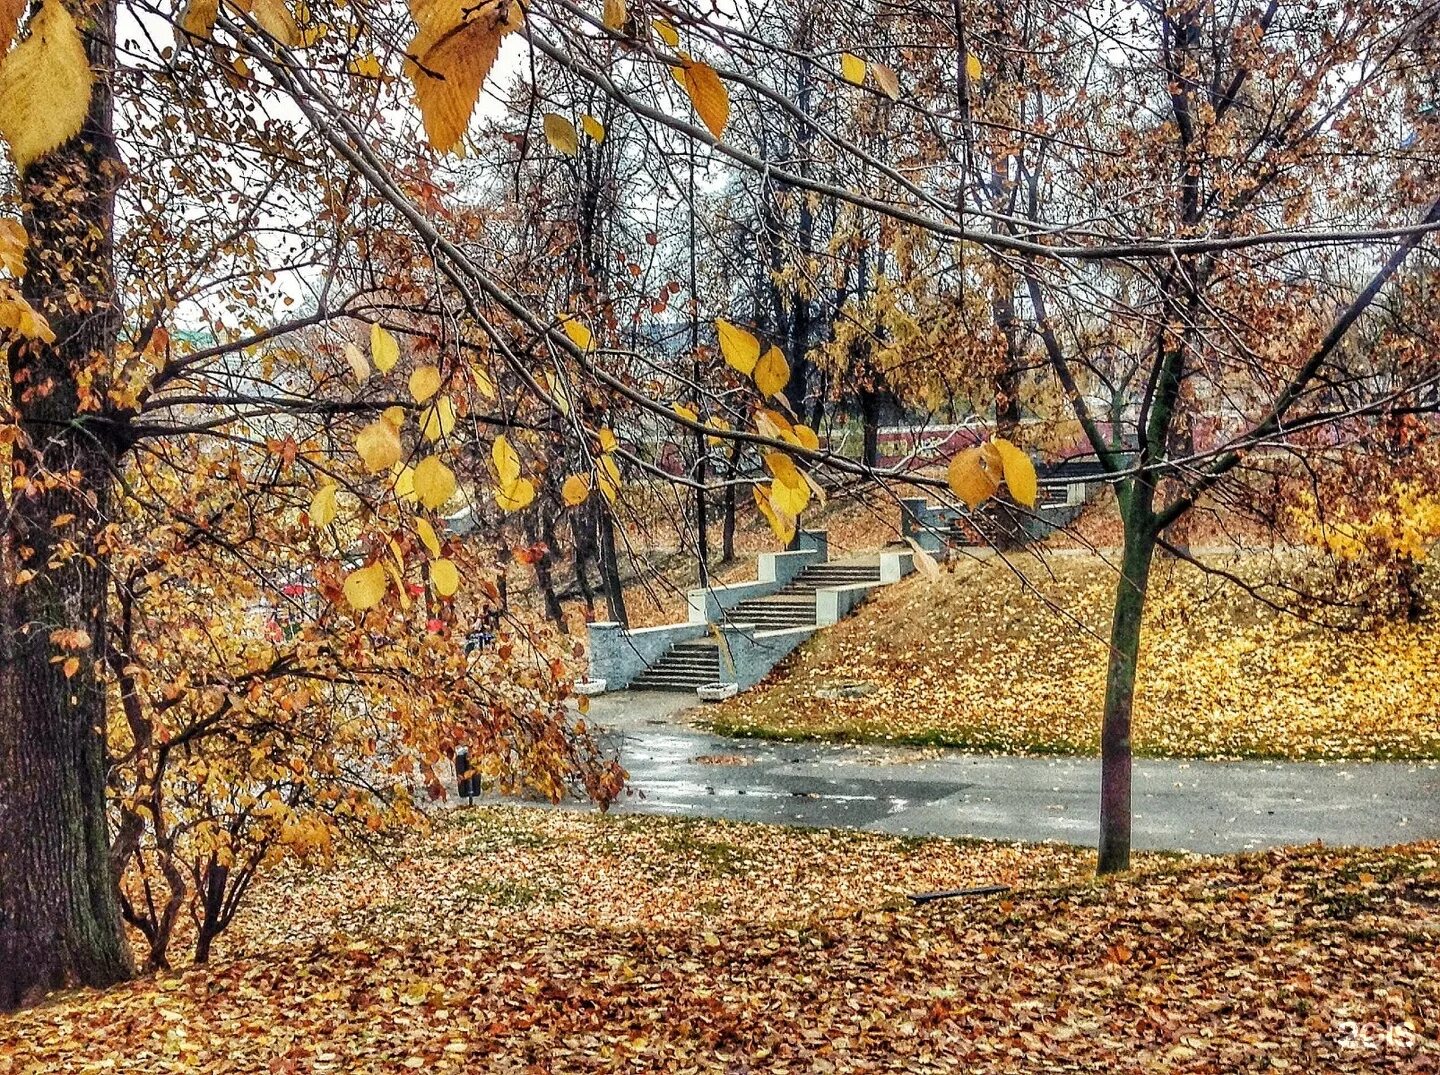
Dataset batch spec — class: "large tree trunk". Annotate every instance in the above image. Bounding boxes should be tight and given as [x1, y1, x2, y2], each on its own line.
[1096, 485, 1158, 875]
[0, 0, 133, 1009]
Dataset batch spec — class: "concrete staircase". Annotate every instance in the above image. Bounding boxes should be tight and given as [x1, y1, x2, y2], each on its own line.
[727, 561, 883, 629]
[630, 560, 886, 691]
[628, 638, 721, 693]
[589, 534, 914, 696]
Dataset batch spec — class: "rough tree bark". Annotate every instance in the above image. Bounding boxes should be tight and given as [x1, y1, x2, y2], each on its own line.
[0, 0, 135, 1009]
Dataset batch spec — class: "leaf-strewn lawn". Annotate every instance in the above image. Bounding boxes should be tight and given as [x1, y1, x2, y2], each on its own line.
[709, 554, 1440, 760]
[4, 808, 1439, 1072]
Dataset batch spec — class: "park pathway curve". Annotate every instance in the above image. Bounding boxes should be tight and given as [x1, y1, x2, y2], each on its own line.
[573, 693, 1440, 854]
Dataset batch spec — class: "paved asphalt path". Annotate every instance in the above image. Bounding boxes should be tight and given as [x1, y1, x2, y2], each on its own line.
[574, 693, 1440, 854]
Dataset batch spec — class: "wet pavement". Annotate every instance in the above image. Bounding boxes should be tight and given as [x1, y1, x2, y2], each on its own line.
[580, 693, 1440, 854]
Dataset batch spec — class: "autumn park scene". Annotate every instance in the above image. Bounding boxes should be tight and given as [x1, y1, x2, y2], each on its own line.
[3, 0, 1440, 1068]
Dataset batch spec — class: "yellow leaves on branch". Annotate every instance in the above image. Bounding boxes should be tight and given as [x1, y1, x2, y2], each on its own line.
[764, 451, 809, 517]
[753, 483, 795, 546]
[408, 364, 441, 402]
[0, 0, 94, 171]
[673, 56, 728, 139]
[420, 395, 455, 442]
[965, 52, 983, 80]
[413, 455, 456, 510]
[946, 438, 1037, 508]
[370, 322, 399, 372]
[991, 438, 1037, 507]
[560, 316, 593, 350]
[308, 483, 337, 528]
[839, 52, 866, 86]
[343, 561, 388, 610]
[491, 434, 534, 512]
[561, 473, 590, 506]
[430, 557, 459, 597]
[356, 419, 402, 472]
[716, 318, 759, 375]
[0, 219, 26, 275]
[754, 345, 789, 399]
[543, 113, 578, 155]
[416, 516, 442, 557]
[406, 0, 523, 154]
[580, 114, 605, 143]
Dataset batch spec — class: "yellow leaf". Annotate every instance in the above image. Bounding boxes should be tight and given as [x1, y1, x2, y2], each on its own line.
[754, 345, 789, 399]
[562, 473, 590, 506]
[344, 342, 370, 381]
[370, 322, 399, 372]
[471, 363, 496, 399]
[348, 52, 382, 78]
[431, 557, 459, 597]
[601, 0, 626, 31]
[794, 424, 820, 452]
[991, 437, 1038, 507]
[392, 463, 416, 502]
[343, 562, 388, 610]
[580, 113, 605, 142]
[356, 419, 402, 472]
[543, 112, 578, 155]
[244, 0, 300, 45]
[947, 445, 1001, 508]
[0, 0, 94, 172]
[561, 316, 592, 350]
[61, 656, 79, 679]
[405, 0, 524, 154]
[416, 516, 442, 557]
[872, 61, 899, 100]
[495, 476, 535, 512]
[672, 402, 698, 423]
[839, 52, 866, 85]
[492, 434, 521, 485]
[413, 455, 457, 510]
[716, 318, 760, 375]
[753, 484, 795, 545]
[409, 364, 441, 402]
[754, 408, 793, 443]
[597, 453, 621, 503]
[597, 427, 618, 454]
[175, 0, 217, 47]
[966, 52, 982, 80]
[382, 405, 406, 429]
[309, 483, 337, 528]
[420, 395, 456, 442]
[765, 451, 809, 517]
[0, 219, 27, 275]
[678, 59, 728, 138]
[651, 18, 678, 46]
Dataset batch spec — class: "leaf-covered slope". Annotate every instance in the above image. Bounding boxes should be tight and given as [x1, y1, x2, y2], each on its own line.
[710, 555, 1440, 760]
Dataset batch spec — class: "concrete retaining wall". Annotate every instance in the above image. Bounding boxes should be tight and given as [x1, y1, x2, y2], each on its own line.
[686, 532, 828, 623]
[717, 623, 817, 688]
[587, 620, 709, 690]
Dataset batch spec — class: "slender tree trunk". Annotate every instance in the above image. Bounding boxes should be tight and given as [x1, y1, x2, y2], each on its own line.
[859, 387, 881, 468]
[0, 0, 134, 1008]
[1097, 488, 1157, 875]
[596, 510, 627, 627]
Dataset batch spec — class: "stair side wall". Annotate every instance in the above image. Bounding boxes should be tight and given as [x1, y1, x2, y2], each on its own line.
[717, 624, 817, 688]
[588, 621, 710, 690]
